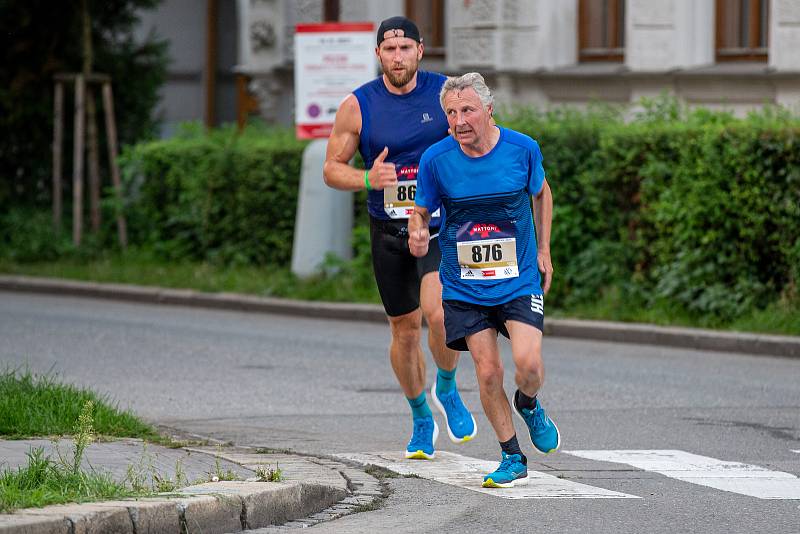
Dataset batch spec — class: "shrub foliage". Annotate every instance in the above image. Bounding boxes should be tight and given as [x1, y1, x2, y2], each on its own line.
[119, 125, 308, 266]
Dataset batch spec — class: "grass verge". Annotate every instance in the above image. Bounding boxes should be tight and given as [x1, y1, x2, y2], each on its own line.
[0, 367, 160, 441]
[0, 253, 380, 304]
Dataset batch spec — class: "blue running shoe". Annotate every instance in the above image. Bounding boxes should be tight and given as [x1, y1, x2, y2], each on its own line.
[405, 416, 439, 460]
[513, 392, 561, 454]
[482, 452, 528, 488]
[431, 381, 477, 443]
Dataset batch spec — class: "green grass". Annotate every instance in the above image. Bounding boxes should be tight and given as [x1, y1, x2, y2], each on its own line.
[0, 367, 160, 440]
[0, 447, 139, 513]
[0, 252, 381, 304]
[1, 255, 798, 336]
[551, 288, 800, 336]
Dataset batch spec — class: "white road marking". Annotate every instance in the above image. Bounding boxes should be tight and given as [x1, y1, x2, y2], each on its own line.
[565, 450, 800, 500]
[337, 450, 639, 499]
[791, 450, 800, 454]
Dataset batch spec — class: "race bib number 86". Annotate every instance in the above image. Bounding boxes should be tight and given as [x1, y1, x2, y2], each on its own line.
[384, 179, 440, 219]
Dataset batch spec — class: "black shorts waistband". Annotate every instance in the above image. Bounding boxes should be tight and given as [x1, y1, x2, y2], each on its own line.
[369, 215, 439, 238]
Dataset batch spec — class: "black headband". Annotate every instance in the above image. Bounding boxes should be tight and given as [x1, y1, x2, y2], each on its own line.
[377, 16, 421, 46]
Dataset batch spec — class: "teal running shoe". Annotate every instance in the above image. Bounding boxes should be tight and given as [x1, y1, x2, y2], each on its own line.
[513, 392, 561, 454]
[482, 452, 528, 488]
[405, 416, 438, 460]
[431, 381, 477, 443]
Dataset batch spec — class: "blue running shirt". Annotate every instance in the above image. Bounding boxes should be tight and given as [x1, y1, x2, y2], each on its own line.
[353, 71, 448, 225]
[415, 126, 546, 305]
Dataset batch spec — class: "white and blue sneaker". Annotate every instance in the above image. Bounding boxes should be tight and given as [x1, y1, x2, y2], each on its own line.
[431, 381, 477, 443]
[482, 452, 528, 488]
[513, 392, 561, 454]
[405, 416, 439, 460]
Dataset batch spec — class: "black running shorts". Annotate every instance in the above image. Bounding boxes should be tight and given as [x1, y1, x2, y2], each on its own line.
[443, 294, 545, 351]
[370, 216, 442, 317]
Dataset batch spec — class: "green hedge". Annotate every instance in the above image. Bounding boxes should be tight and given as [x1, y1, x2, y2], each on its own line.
[119, 125, 307, 266]
[112, 104, 800, 322]
[503, 103, 800, 321]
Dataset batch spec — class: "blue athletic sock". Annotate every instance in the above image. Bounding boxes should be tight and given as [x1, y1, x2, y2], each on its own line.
[407, 392, 432, 419]
[436, 367, 457, 396]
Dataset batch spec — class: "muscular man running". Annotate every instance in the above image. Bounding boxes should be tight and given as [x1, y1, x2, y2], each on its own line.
[323, 16, 476, 459]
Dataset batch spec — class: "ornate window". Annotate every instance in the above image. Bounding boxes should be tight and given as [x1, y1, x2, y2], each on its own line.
[716, 0, 769, 61]
[579, 0, 625, 62]
[405, 0, 445, 56]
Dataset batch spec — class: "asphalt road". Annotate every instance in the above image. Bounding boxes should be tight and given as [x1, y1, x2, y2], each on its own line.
[2, 291, 799, 533]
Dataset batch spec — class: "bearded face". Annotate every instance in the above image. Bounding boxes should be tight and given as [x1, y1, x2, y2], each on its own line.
[377, 36, 422, 90]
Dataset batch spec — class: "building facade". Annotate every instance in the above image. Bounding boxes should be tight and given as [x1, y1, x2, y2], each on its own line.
[138, 0, 800, 133]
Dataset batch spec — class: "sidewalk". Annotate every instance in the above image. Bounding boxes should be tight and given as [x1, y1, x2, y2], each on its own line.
[1, 274, 798, 358]
[0, 438, 383, 533]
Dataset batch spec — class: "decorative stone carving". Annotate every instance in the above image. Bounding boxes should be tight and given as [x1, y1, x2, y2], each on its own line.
[238, 0, 286, 71]
[250, 20, 276, 51]
[249, 75, 283, 122]
[451, 0, 498, 28]
[502, 0, 540, 28]
[451, 28, 495, 67]
[290, 0, 323, 23]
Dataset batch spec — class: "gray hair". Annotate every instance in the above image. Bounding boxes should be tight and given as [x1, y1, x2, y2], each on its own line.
[439, 72, 494, 111]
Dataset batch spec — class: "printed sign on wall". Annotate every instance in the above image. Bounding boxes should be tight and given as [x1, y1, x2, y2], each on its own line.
[294, 23, 375, 139]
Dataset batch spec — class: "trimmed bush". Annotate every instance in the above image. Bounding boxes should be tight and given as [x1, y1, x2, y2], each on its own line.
[119, 125, 308, 266]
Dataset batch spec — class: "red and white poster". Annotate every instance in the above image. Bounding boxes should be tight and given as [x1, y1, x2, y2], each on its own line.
[294, 23, 375, 139]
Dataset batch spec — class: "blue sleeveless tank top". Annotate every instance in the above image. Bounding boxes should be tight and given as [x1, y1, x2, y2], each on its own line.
[353, 70, 448, 225]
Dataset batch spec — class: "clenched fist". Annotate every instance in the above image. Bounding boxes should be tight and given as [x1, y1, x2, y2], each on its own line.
[409, 227, 429, 258]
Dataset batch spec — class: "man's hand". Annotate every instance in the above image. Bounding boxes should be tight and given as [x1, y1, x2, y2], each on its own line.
[538, 249, 553, 294]
[368, 147, 398, 190]
[409, 226, 430, 257]
[408, 208, 431, 258]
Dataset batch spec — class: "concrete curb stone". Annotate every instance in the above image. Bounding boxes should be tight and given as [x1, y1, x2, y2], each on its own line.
[0, 445, 382, 534]
[1, 274, 798, 357]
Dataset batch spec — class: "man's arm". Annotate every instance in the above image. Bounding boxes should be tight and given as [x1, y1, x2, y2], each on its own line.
[323, 94, 397, 191]
[408, 206, 431, 258]
[532, 178, 553, 294]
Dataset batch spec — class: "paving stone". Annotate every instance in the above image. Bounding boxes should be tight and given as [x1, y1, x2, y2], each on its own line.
[176, 494, 242, 534]
[95, 499, 181, 534]
[0, 513, 71, 534]
[22, 503, 132, 534]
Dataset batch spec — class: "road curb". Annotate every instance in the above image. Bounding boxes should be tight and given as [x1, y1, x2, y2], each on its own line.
[0, 445, 384, 533]
[1, 274, 798, 358]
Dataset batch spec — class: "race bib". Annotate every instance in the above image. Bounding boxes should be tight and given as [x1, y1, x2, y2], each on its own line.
[456, 221, 518, 280]
[383, 179, 440, 219]
[383, 179, 417, 219]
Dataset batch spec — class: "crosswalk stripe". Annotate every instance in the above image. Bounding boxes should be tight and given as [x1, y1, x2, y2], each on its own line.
[337, 451, 639, 499]
[565, 450, 800, 500]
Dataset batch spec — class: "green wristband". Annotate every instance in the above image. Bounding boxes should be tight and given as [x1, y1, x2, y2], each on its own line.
[364, 170, 372, 191]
